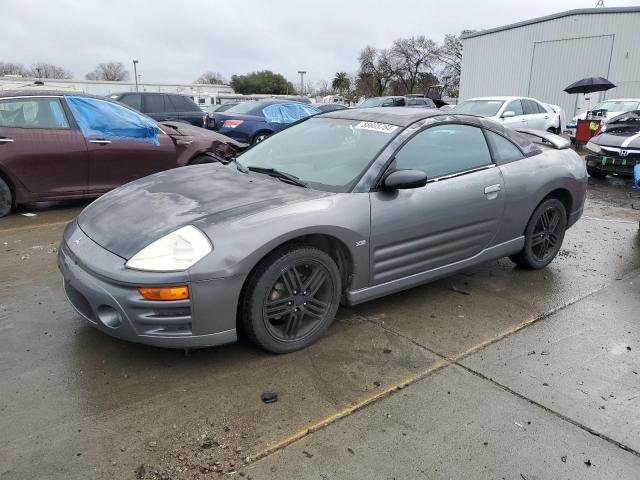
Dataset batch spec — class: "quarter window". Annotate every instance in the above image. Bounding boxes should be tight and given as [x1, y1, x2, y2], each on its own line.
[485, 130, 524, 164]
[393, 124, 492, 179]
[119, 94, 142, 111]
[504, 100, 523, 116]
[0, 97, 70, 129]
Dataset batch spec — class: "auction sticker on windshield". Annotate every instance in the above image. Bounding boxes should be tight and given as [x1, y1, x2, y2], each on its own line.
[355, 121, 398, 134]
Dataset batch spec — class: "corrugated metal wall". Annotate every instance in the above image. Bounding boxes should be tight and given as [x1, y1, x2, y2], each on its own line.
[459, 10, 640, 117]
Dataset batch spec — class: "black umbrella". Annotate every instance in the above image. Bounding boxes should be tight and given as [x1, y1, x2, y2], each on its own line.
[564, 77, 616, 94]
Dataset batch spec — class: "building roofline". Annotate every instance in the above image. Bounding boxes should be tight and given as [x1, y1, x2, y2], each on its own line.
[462, 6, 640, 39]
[0, 75, 231, 89]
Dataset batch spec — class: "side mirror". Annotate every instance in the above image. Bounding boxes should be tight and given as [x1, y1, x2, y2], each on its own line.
[502, 111, 516, 118]
[381, 169, 428, 191]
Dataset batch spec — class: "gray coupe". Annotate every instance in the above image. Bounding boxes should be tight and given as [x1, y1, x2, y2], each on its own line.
[58, 108, 587, 353]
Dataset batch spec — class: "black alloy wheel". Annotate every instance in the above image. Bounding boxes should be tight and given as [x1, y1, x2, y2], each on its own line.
[510, 198, 567, 269]
[242, 245, 341, 353]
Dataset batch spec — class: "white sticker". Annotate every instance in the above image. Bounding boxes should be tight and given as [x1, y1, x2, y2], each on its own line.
[354, 121, 398, 134]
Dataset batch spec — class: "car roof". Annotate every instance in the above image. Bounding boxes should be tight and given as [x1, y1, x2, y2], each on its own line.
[0, 89, 106, 100]
[319, 106, 485, 127]
[464, 96, 538, 102]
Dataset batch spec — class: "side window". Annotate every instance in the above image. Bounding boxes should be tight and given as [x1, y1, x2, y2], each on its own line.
[522, 100, 539, 115]
[144, 95, 166, 113]
[504, 100, 523, 116]
[382, 98, 394, 106]
[169, 95, 197, 112]
[0, 97, 70, 129]
[119, 94, 142, 111]
[485, 130, 524, 164]
[394, 124, 492, 179]
[535, 101, 548, 114]
[394, 98, 406, 106]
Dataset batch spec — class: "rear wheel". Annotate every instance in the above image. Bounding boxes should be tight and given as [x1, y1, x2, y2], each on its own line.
[252, 132, 271, 145]
[587, 165, 607, 179]
[0, 178, 13, 218]
[509, 198, 567, 269]
[242, 245, 341, 353]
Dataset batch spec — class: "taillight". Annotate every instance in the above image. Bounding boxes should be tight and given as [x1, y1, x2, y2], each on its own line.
[223, 119, 244, 128]
[202, 115, 207, 128]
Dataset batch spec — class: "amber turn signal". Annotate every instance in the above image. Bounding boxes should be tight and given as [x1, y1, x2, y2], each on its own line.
[138, 286, 189, 301]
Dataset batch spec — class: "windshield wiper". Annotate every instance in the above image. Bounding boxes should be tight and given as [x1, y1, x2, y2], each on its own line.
[247, 167, 307, 188]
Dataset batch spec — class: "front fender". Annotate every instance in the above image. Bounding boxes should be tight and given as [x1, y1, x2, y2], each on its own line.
[187, 193, 372, 290]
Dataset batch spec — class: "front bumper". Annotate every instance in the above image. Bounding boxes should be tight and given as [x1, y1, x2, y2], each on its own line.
[57, 221, 242, 348]
[586, 153, 640, 177]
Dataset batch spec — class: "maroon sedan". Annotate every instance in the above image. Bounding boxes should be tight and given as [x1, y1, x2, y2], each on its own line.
[0, 90, 243, 217]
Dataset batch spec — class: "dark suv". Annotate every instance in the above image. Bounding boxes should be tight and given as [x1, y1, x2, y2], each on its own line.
[109, 92, 207, 128]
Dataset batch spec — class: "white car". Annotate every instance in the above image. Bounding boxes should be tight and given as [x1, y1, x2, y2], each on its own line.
[566, 98, 640, 140]
[454, 96, 563, 133]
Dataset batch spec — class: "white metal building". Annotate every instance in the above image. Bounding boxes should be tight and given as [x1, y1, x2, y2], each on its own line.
[0, 76, 234, 105]
[459, 7, 640, 118]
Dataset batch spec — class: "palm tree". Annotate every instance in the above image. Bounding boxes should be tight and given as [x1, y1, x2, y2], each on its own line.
[331, 72, 350, 96]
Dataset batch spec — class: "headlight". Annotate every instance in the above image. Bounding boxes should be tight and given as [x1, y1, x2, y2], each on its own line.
[126, 225, 212, 272]
[585, 141, 601, 154]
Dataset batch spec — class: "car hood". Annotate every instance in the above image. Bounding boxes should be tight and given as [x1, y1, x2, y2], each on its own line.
[592, 131, 640, 149]
[77, 164, 330, 259]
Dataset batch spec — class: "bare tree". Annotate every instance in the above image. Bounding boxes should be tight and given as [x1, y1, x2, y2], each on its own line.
[85, 62, 130, 81]
[30, 62, 72, 79]
[390, 36, 438, 95]
[357, 46, 394, 97]
[435, 30, 474, 90]
[195, 71, 227, 84]
[0, 62, 28, 76]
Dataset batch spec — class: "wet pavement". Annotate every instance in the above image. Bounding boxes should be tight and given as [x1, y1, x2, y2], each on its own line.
[1, 177, 639, 479]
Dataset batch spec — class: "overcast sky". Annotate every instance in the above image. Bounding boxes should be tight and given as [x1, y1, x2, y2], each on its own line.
[3, 0, 638, 86]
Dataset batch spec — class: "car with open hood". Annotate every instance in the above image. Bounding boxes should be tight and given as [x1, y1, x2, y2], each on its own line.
[58, 107, 587, 353]
[0, 90, 243, 217]
[585, 110, 640, 180]
[567, 99, 640, 140]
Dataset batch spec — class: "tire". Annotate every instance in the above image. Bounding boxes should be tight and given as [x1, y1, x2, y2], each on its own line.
[0, 177, 13, 218]
[188, 155, 214, 165]
[252, 132, 271, 145]
[509, 198, 567, 269]
[587, 166, 607, 179]
[242, 244, 342, 353]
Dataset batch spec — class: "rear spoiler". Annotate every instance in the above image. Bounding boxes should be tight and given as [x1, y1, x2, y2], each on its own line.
[515, 128, 570, 150]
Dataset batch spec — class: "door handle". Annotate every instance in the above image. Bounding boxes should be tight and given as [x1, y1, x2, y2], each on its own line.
[89, 139, 112, 145]
[175, 139, 193, 145]
[0, 138, 14, 143]
[484, 184, 501, 194]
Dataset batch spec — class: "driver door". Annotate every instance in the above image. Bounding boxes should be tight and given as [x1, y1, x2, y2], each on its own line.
[500, 99, 528, 128]
[369, 124, 505, 285]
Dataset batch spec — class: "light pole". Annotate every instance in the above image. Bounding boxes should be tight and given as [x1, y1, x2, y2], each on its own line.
[133, 60, 139, 92]
[297, 70, 306, 95]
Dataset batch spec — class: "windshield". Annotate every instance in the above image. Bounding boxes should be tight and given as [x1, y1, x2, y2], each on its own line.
[593, 101, 640, 113]
[237, 118, 400, 192]
[454, 100, 504, 117]
[360, 98, 385, 108]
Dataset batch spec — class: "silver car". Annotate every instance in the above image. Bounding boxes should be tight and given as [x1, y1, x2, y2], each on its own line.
[58, 108, 587, 353]
[454, 96, 563, 133]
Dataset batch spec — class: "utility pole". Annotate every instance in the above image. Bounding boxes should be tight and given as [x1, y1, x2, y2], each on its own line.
[133, 60, 139, 92]
[297, 70, 306, 95]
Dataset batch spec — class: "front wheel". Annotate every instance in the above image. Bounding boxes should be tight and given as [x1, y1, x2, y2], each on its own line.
[252, 132, 271, 145]
[0, 178, 13, 218]
[242, 245, 342, 353]
[509, 198, 567, 269]
[587, 166, 607, 179]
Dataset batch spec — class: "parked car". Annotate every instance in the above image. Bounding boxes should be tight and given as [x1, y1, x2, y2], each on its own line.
[58, 107, 587, 353]
[0, 90, 243, 217]
[313, 103, 349, 113]
[207, 100, 320, 144]
[108, 92, 207, 129]
[454, 96, 562, 132]
[546, 104, 565, 134]
[566, 98, 640, 140]
[584, 110, 640, 178]
[360, 96, 437, 108]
